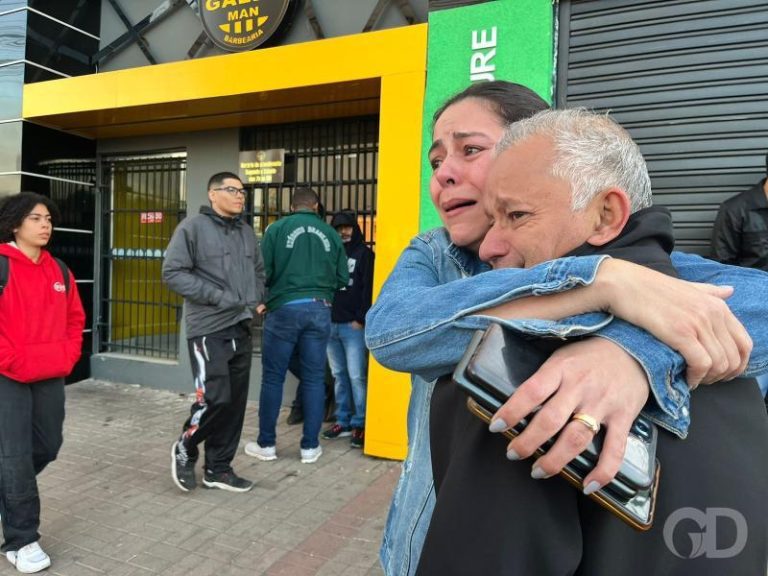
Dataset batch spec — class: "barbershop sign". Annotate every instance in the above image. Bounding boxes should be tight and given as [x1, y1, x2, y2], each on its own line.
[239, 149, 285, 184]
[201, 0, 294, 52]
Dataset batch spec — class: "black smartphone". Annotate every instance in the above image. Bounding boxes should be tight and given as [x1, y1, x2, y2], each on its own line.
[452, 324, 660, 531]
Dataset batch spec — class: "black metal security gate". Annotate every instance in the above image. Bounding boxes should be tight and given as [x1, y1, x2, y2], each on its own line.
[97, 153, 187, 359]
[241, 116, 379, 248]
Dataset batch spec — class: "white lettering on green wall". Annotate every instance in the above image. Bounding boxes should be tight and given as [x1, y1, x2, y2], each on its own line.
[470, 27, 497, 81]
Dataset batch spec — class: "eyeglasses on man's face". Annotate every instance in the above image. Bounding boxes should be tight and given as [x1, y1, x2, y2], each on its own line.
[213, 186, 247, 196]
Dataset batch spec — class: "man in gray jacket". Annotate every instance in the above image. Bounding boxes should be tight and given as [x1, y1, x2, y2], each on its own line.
[163, 171, 265, 493]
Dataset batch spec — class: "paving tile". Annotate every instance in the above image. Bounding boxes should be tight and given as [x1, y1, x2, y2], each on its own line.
[315, 560, 356, 576]
[0, 380, 400, 576]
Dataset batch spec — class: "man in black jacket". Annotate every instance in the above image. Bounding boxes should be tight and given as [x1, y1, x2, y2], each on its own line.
[711, 151, 768, 271]
[711, 152, 768, 398]
[321, 211, 375, 448]
[163, 171, 265, 493]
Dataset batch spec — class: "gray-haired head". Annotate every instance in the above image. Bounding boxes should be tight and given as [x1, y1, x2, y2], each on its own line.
[496, 108, 652, 213]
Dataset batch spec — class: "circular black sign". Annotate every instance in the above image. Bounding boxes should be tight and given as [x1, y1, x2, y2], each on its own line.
[200, 0, 293, 53]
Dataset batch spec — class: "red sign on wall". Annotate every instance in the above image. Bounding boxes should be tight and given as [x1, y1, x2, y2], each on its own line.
[140, 212, 164, 224]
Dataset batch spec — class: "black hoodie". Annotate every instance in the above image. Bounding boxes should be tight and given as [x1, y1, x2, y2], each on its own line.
[568, 205, 678, 277]
[420, 206, 681, 576]
[330, 211, 375, 324]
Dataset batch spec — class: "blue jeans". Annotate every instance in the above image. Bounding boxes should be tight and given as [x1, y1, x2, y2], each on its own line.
[327, 322, 368, 428]
[258, 301, 331, 449]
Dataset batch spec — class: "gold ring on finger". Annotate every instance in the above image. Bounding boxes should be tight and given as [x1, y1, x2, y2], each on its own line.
[571, 412, 601, 435]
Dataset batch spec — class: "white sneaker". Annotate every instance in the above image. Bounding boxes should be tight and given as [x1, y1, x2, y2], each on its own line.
[300, 446, 323, 464]
[6, 542, 51, 574]
[244, 442, 277, 461]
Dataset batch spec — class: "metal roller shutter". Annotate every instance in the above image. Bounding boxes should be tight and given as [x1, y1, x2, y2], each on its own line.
[557, 0, 768, 255]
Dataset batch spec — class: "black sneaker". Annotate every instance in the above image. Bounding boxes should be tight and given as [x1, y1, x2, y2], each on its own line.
[350, 428, 364, 449]
[322, 423, 352, 439]
[171, 440, 196, 492]
[203, 470, 253, 493]
[286, 406, 304, 425]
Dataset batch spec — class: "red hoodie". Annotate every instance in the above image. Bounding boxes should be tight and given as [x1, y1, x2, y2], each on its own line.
[0, 243, 85, 383]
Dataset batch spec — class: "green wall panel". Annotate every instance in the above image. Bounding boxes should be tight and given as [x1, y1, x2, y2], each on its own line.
[419, 0, 554, 231]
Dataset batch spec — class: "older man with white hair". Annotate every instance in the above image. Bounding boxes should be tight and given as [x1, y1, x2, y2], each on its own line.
[417, 109, 768, 576]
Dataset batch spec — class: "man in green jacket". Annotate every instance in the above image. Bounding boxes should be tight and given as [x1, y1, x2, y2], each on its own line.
[245, 187, 348, 464]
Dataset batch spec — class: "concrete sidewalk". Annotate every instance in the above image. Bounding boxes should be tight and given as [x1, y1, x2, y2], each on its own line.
[1, 380, 399, 576]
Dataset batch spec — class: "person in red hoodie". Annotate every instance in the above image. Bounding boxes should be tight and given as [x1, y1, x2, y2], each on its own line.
[0, 192, 85, 574]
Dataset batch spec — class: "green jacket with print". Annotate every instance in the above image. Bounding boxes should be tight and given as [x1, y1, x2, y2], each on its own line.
[261, 209, 349, 310]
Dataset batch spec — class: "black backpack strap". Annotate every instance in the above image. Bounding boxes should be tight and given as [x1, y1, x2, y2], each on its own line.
[0, 254, 69, 295]
[0, 254, 7, 296]
[54, 257, 71, 294]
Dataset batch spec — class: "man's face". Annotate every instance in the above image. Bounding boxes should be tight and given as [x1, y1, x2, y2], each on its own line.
[479, 135, 598, 269]
[15, 203, 52, 249]
[208, 177, 246, 217]
[336, 225, 354, 242]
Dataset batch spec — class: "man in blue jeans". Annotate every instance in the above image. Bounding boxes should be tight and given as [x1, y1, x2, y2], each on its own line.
[322, 211, 375, 448]
[245, 188, 348, 464]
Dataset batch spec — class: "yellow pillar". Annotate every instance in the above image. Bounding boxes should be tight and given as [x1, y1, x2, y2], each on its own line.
[364, 71, 425, 459]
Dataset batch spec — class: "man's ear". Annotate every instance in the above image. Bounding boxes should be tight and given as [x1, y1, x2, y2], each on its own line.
[585, 187, 631, 247]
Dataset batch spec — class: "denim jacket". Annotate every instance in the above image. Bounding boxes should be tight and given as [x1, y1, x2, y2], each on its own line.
[371, 227, 768, 576]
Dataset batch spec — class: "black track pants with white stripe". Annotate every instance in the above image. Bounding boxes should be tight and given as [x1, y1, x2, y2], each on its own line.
[179, 322, 252, 474]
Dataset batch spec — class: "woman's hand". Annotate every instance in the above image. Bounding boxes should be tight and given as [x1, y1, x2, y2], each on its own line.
[595, 259, 752, 388]
[489, 338, 649, 491]
[479, 257, 752, 388]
